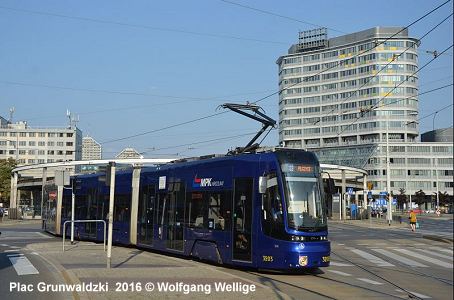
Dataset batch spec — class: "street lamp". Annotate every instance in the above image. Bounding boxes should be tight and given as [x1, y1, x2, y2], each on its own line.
[385, 117, 392, 225]
[405, 110, 419, 209]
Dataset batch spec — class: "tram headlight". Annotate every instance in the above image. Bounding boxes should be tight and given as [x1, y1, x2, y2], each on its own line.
[291, 236, 306, 242]
[320, 236, 328, 241]
[298, 255, 308, 266]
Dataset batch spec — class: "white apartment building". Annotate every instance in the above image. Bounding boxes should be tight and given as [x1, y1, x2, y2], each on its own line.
[0, 116, 82, 177]
[277, 27, 453, 200]
[82, 136, 102, 160]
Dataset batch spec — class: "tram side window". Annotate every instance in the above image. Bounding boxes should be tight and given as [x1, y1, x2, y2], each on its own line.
[62, 193, 71, 219]
[262, 172, 286, 239]
[87, 188, 97, 219]
[189, 192, 205, 228]
[76, 195, 87, 220]
[188, 191, 231, 230]
[114, 194, 130, 223]
[207, 192, 230, 230]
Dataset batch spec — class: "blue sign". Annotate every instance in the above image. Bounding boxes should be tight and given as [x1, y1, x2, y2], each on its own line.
[367, 191, 373, 199]
[347, 187, 354, 195]
[392, 198, 397, 205]
[379, 191, 388, 196]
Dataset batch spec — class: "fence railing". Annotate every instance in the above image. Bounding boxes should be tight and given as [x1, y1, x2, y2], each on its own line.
[62, 219, 106, 252]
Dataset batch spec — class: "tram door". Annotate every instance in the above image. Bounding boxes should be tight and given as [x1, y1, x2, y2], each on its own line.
[137, 185, 155, 245]
[232, 177, 253, 262]
[166, 181, 185, 251]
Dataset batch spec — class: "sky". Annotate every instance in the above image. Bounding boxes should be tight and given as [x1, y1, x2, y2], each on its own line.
[1, 0, 452, 159]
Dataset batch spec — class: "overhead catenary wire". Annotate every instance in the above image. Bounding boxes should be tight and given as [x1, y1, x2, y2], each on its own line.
[251, 0, 451, 106]
[412, 103, 453, 123]
[142, 131, 260, 153]
[16, 0, 450, 148]
[376, 83, 453, 109]
[0, 79, 275, 121]
[219, 0, 346, 34]
[102, 0, 450, 146]
[313, 12, 453, 125]
[0, 5, 287, 45]
[337, 44, 454, 136]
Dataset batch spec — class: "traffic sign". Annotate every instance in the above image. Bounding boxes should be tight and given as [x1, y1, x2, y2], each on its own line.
[367, 191, 373, 199]
[347, 187, 354, 195]
[379, 191, 388, 196]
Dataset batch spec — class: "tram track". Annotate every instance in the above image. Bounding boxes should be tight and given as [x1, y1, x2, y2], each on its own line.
[245, 269, 407, 300]
[330, 250, 426, 299]
[326, 222, 453, 299]
[329, 223, 453, 287]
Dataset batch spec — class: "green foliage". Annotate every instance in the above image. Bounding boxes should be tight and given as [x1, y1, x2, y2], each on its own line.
[396, 188, 406, 208]
[414, 189, 427, 205]
[438, 191, 452, 206]
[0, 158, 16, 205]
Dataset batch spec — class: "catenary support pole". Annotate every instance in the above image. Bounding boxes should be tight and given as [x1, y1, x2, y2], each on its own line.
[107, 162, 116, 269]
[71, 177, 75, 244]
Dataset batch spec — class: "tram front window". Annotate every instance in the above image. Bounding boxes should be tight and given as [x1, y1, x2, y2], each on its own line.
[283, 176, 326, 231]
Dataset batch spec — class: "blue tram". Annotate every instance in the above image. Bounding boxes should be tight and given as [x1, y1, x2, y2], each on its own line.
[44, 148, 331, 271]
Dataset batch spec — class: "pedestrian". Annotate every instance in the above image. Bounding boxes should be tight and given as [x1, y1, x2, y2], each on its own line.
[409, 209, 417, 232]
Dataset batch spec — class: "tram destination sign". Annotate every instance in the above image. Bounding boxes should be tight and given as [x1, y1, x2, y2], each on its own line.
[281, 163, 314, 174]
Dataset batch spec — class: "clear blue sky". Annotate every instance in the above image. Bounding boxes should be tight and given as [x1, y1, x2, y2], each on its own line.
[1, 0, 452, 159]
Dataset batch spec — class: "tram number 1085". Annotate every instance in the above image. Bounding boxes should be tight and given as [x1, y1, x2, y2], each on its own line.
[262, 255, 274, 262]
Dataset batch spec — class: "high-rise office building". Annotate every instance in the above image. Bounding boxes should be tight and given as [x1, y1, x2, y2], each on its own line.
[277, 27, 419, 150]
[277, 27, 453, 203]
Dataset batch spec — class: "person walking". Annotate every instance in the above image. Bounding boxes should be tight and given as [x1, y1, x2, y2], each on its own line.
[409, 209, 417, 232]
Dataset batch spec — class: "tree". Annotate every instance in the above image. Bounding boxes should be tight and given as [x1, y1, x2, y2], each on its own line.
[438, 191, 452, 207]
[0, 158, 16, 206]
[414, 189, 426, 206]
[396, 188, 407, 209]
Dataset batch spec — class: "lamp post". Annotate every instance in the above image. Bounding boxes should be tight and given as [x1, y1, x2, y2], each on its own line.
[386, 119, 392, 226]
[405, 111, 418, 210]
[432, 113, 440, 211]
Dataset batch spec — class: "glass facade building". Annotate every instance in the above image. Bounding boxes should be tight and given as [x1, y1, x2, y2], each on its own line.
[277, 27, 453, 198]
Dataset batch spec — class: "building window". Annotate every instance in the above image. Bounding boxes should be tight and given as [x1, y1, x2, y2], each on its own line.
[19, 132, 27, 137]
[39, 132, 46, 137]
[29, 132, 36, 137]
[29, 141, 36, 146]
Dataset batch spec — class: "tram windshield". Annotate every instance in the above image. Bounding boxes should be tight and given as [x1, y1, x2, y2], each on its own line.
[283, 176, 326, 231]
[276, 150, 327, 231]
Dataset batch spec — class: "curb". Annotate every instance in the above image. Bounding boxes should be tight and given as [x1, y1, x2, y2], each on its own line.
[26, 243, 87, 300]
